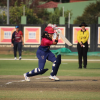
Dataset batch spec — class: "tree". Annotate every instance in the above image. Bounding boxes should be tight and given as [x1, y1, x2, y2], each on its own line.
[0, 11, 6, 24]
[48, 8, 72, 24]
[29, 0, 52, 24]
[9, 1, 43, 24]
[35, 8, 51, 24]
[74, 0, 100, 24]
[0, 0, 26, 6]
[0, 0, 71, 24]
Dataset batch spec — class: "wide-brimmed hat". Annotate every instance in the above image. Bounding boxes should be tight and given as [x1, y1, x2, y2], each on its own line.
[45, 26, 54, 34]
[79, 22, 88, 27]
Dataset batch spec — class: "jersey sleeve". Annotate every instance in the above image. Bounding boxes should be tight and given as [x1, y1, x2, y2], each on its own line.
[19, 31, 23, 36]
[11, 31, 15, 44]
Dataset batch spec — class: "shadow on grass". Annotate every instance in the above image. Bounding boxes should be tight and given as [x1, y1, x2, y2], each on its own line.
[88, 68, 100, 69]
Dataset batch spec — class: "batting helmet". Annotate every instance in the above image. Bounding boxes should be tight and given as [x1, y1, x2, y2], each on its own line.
[45, 26, 54, 34]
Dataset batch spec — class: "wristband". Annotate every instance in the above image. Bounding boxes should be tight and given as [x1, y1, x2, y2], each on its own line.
[55, 40, 58, 43]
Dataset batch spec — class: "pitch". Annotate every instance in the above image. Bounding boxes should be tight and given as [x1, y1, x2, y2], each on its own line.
[0, 75, 100, 100]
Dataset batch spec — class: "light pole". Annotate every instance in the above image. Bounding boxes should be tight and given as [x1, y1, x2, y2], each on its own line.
[68, 12, 70, 28]
[7, 0, 9, 24]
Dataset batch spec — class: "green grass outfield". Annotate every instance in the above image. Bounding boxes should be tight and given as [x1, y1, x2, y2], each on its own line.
[0, 55, 100, 100]
[0, 90, 100, 100]
[0, 60, 100, 76]
[0, 53, 100, 59]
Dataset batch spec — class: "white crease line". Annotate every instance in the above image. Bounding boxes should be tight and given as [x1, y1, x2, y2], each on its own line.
[6, 80, 25, 85]
[0, 59, 38, 60]
[35, 77, 49, 79]
[6, 82, 12, 85]
[62, 59, 100, 61]
[0, 59, 100, 61]
[5, 77, 49, 85]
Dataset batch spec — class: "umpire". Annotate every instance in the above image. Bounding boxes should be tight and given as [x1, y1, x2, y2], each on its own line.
[77, 22, 89, 69]
[11, 26, 24, 60]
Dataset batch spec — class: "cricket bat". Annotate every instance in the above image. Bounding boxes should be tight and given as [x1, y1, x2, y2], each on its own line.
[57, 29, 72, 46]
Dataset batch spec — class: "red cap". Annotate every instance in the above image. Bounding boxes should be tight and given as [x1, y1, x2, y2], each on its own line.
[45, 26, 54, 34]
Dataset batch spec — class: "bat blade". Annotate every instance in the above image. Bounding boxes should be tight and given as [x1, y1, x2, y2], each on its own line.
[58, 30, 72, 46]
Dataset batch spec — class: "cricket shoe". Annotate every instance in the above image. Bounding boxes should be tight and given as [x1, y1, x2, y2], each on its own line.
[24, 73, 30, 82]
[53, 76, 60, 81]
[19, 56, 21, 60]
[14, 57, 17, 60]
[49, 75, 60, 81]
[49, 75, 54, 80]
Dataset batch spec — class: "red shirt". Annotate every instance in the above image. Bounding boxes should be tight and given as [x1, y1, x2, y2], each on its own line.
[41, 38, 53, 46]
[15, 31, 23, 42]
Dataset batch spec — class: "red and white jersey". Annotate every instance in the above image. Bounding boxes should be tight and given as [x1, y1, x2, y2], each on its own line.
[15, 31, 23, 42]
[41, 38, 53, 46]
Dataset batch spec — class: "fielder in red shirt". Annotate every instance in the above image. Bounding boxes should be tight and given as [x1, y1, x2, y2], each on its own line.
[11, 26, 24, 60]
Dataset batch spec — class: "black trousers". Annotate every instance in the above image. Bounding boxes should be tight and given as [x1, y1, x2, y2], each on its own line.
[77, 42, 88, 68]
[14, 42, 22, 57]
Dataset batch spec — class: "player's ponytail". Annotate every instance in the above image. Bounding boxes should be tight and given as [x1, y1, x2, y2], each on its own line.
[42, 31, 46, 38]
[41, 31, 52, 40]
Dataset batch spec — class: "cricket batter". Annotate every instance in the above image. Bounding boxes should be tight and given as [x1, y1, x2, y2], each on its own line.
[24, 26, 61, 81]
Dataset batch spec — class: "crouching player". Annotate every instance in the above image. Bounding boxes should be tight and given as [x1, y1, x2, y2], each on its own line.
[24, 26, 61, 81]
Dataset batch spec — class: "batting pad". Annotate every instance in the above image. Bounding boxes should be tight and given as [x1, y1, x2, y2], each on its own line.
[27, 68, 48, 77]
[51, 54, 61, 76]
